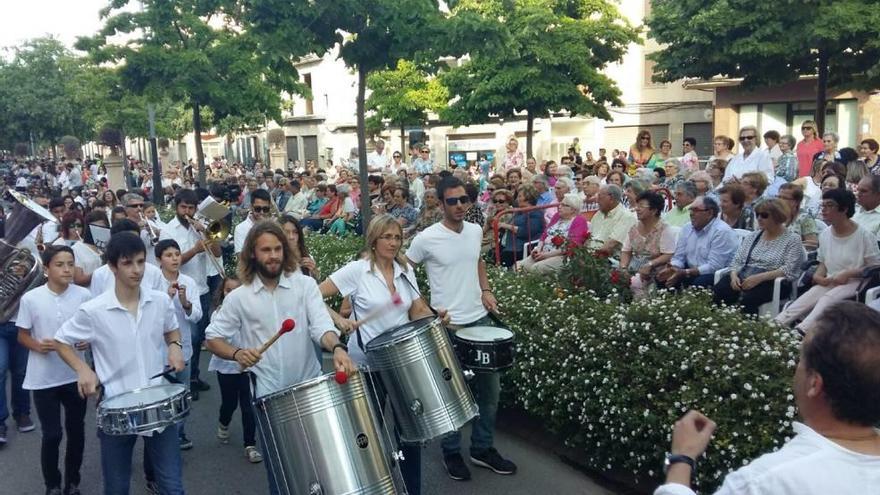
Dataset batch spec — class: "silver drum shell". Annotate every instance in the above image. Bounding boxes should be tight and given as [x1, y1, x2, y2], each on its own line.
[96, 384, 191, 436]
[254, 372, 399, 495]
[366, 318, 479, 444]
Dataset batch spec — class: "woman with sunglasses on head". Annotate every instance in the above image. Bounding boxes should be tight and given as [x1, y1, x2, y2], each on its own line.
[713, 198, 805, 315]
[796, 120, 825, 178]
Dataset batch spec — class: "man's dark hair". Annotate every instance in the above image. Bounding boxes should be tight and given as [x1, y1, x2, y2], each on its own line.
[368, 175, 384, 186]
[251, 188, 271, 203]
[155, 238, 180, 259]
[106, 231, 146, 266]
[636, 191, 665, 217]
[290, 179, 301, 191]
[394, 187, 410, 201]
[683, 137, 697, 147]
[438, 170, 453, 179]
[763, 130, 780, 141]
[49, 197, 66, 210]
[174, 188, 198, 206]
[110, 218, 140, 235]
[701, 195, 721, 217]
[437, 176, 465, 201]
[464, 182, 479, 203]
[41, 245, 74, 266]
[195, 187, 210, 202]
[805, 301, 880, 425]
[821, 188, 856, 217]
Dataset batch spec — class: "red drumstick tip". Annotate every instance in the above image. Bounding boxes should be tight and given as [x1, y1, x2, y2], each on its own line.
[280, 319, 295, 333]
[391, 293, 403, 306]
[334, 370, 348, 384]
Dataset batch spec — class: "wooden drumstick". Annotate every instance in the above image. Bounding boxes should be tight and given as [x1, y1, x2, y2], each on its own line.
[240, 319, 295, 370]
[352, 293, 403, 329]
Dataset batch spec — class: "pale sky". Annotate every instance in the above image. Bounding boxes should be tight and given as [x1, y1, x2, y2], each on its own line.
[0, 0, 109, 52]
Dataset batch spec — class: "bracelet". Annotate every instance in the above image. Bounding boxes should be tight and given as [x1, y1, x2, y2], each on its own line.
[481, 288, 492, 293]
[332, 343, 348, 354]
[232, 348, 241, 361]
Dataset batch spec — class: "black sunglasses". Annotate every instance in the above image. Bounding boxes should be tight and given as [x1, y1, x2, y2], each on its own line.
[756, 212, 770, 219]
[739, 135, 756, 141]
[444, 195, 471, 206]
[126, 203, 144, 208]
[492, 198, 507, 204]
[252, 206, 271, 213]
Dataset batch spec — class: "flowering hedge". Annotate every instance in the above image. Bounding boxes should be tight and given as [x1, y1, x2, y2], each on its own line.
[232, 233, 799, 492]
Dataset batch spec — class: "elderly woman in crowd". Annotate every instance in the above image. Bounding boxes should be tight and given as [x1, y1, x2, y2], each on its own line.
[495, 185, 544, 268]
[775, 189, 880, 333]
[482, 188, 515, 253]
[545, 176, 575, 226]
[661, 158, 683, 189]
[845, 160, 869, 194]
[689, 170, 715, 199]
[623, 178, 650, 210]
[814, 131, 842, 163]
[859, 138, 880, 174]
[821, 172, 846, 193]
[777, 183, 819, 250]
[619, 191, 677, 298]
[705, 159, 726, 190]
[519, 193, 588, 275]
[415, 188, 443, 232]
[709, 135, 735, 163]
[326, 183, 357, 235]
[580, 175, 601, 220]
[647, 139, 673, 169]
[776, 135, 799, 182]
[594, 161, 610, 184]
[387, 187, 420, 236]
[713, 199, 805, 315]
[718, 183, 754, 231]
[606, 170, 627, 188]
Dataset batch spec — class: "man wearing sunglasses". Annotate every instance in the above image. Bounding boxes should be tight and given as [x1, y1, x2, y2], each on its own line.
[723, 125, 774, 185]
[233, 188, 272, 256]
[407, 176, 518, 482]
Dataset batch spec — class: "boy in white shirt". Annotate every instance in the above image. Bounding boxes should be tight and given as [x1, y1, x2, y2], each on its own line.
[17, 246, 91, 495]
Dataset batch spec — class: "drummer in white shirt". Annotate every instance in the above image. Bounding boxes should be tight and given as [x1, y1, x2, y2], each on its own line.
[54, 231, 187, 495]
[16, 246, 91, 495]
[205, 220, 355, 495]
[319, 214, 448, 495]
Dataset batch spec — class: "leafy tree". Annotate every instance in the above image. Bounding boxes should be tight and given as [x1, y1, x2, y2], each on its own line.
[78, 0, 307, 184]
[366, 59, 449, 154]
[647, 0, 880, 135]
[441, 0, 640, 158]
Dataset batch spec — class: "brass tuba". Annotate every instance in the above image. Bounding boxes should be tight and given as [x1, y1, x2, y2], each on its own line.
[1, 190, 58, 322]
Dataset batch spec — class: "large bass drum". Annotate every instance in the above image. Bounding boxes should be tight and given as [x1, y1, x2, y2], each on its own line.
[365, 317, 478, 444]
[254, 372, 400, 495]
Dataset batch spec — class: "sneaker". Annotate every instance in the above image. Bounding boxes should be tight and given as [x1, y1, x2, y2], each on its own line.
[16, 414, 35, 433]
[245, 446, 263, 463]
[145, 479, 160, 495]
[443, 453, 471, 481]
[217, 423, 230, 443]
[64, 485, 81, 495]
[470, 448, 517, 475]
[179, 435, 193, 450]
[191, 379, 211, 392]
[0, 424, 7, 445]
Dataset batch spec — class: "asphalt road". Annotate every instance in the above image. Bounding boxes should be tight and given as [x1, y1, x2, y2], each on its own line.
[1, 350, 614, 495]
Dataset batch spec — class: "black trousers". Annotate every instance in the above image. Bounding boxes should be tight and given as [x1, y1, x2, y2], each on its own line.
[713, 273, 790, 315]
[32, 382, 87, 490]
[217, 372, 256, 447]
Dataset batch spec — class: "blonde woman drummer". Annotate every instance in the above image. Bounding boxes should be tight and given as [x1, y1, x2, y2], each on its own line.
[319, 214, 449, 495]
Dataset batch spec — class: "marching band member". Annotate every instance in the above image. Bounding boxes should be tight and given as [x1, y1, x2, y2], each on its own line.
[16, 246, 91, 495]
[406, 176, 518, 481]
[90, 220, 165, 297]
[205, 221, 356, 495]
[232, 189, 272, 256]
[72, 210, 109, 291]
[54, 232, 187, 495]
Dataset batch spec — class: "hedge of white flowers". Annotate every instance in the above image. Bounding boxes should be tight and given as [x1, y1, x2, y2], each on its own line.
[312, 235, 801, 492]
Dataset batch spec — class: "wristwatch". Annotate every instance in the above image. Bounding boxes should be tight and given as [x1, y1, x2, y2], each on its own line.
[664, 453, 696, 475]
[332, 343, 348, 354]
[170, 340, 184, 350]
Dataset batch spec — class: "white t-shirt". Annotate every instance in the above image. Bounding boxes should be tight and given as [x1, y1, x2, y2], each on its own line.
[406, 221, 486, 325]
[723, 148, 774, 184]
[329, 259, 421, 365]
[233, 216, 254, 255]
[71, 242, 102, 290]
[90, 262, 166, 297]
[17, 284, 92, 390]
[818, 225, 880, 278]
[158, 272, 203, 362]
[654, 422, 880, 495]
[159, 217, 209, 295]
[343, 196, 357, 214]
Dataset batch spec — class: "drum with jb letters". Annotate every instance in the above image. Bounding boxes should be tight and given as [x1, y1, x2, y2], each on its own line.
[366, 316, 479, 444]
[452, 326, 516, 373]
[253, 372, 400, 495]
[96, 384, 190, 436]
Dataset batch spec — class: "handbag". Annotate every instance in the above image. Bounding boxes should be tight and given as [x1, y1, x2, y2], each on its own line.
[737, 230, 764, 279]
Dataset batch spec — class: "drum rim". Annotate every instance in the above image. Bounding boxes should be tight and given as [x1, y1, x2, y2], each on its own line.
[255, 370, 359, 402]
[454, 326, 514, 341]
[365, 316, 440, 351]
[99, 383, 188, 409]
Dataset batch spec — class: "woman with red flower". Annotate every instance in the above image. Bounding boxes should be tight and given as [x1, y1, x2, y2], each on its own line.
[519, 193, 589, 275]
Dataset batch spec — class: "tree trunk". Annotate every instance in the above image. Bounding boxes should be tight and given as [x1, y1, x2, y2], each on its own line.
[815, 48, 829, 136]
[526, 110, 534, 159]
[50, 138, 57, 161]
[192, 101, 206, 186]
[400, 123, 407, 158]
[120, 130, 131, 189]
[357, 66, 371, 229]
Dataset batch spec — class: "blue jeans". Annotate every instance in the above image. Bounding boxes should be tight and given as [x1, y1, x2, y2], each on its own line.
[0, 321, 30, 423]
[144, 362, 191, 482]
[99, 426, 185, 495]
[441, 315, 501, 456]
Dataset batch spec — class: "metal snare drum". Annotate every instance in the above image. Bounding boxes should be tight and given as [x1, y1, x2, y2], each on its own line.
[254, 372, 400, 495]
[366, 317, 478, 444]
[96, 384, 190, 436]
[452, 326, 516, 372]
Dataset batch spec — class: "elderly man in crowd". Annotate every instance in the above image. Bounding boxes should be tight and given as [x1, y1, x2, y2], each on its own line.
[533, 175, 555, 207]
[663, 181, 697, 228]
[544, 177, 575, 226]
[657, 196, 738, 288]
[854, 175, 880, 238]
[654, 301, 880, 495]
[723, 125, 774, 184]
[588, 184, 637, 257]
[282, 179, 309, 220]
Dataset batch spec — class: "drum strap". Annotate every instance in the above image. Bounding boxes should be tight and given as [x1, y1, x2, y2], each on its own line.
[400, 272, 511, 330]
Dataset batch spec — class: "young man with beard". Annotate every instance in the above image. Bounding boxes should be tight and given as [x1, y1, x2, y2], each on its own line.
[406, 176, 517, 481]
[205, 221, 356, 495]
[159, 189, 221, 400]
[55, 232, 187, 494]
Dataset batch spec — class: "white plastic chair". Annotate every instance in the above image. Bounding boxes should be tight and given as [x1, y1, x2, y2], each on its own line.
[866, 286, 880, 306]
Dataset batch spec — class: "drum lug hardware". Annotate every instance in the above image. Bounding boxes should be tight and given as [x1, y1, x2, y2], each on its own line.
[462, 369, 475, 381]
[392, 450, 406, 462]
[410, 399, 423, 415]
[308, 482, 323, 495]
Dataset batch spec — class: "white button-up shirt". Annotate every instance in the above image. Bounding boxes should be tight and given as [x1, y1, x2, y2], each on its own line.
[158, 272, 203, 362]
[723, 148, 774, 184]
[854, 206, 880, 239]
[233, 216, 254, 255]
[90, 262, 165, 297]
[17, 284, 92, 390]
[159, 217, 209, 295]
[55, 288, 179, 400]
[654, 422, 880, 495]
[205, 271, 337, 398]
[283, 191, 309, 220]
